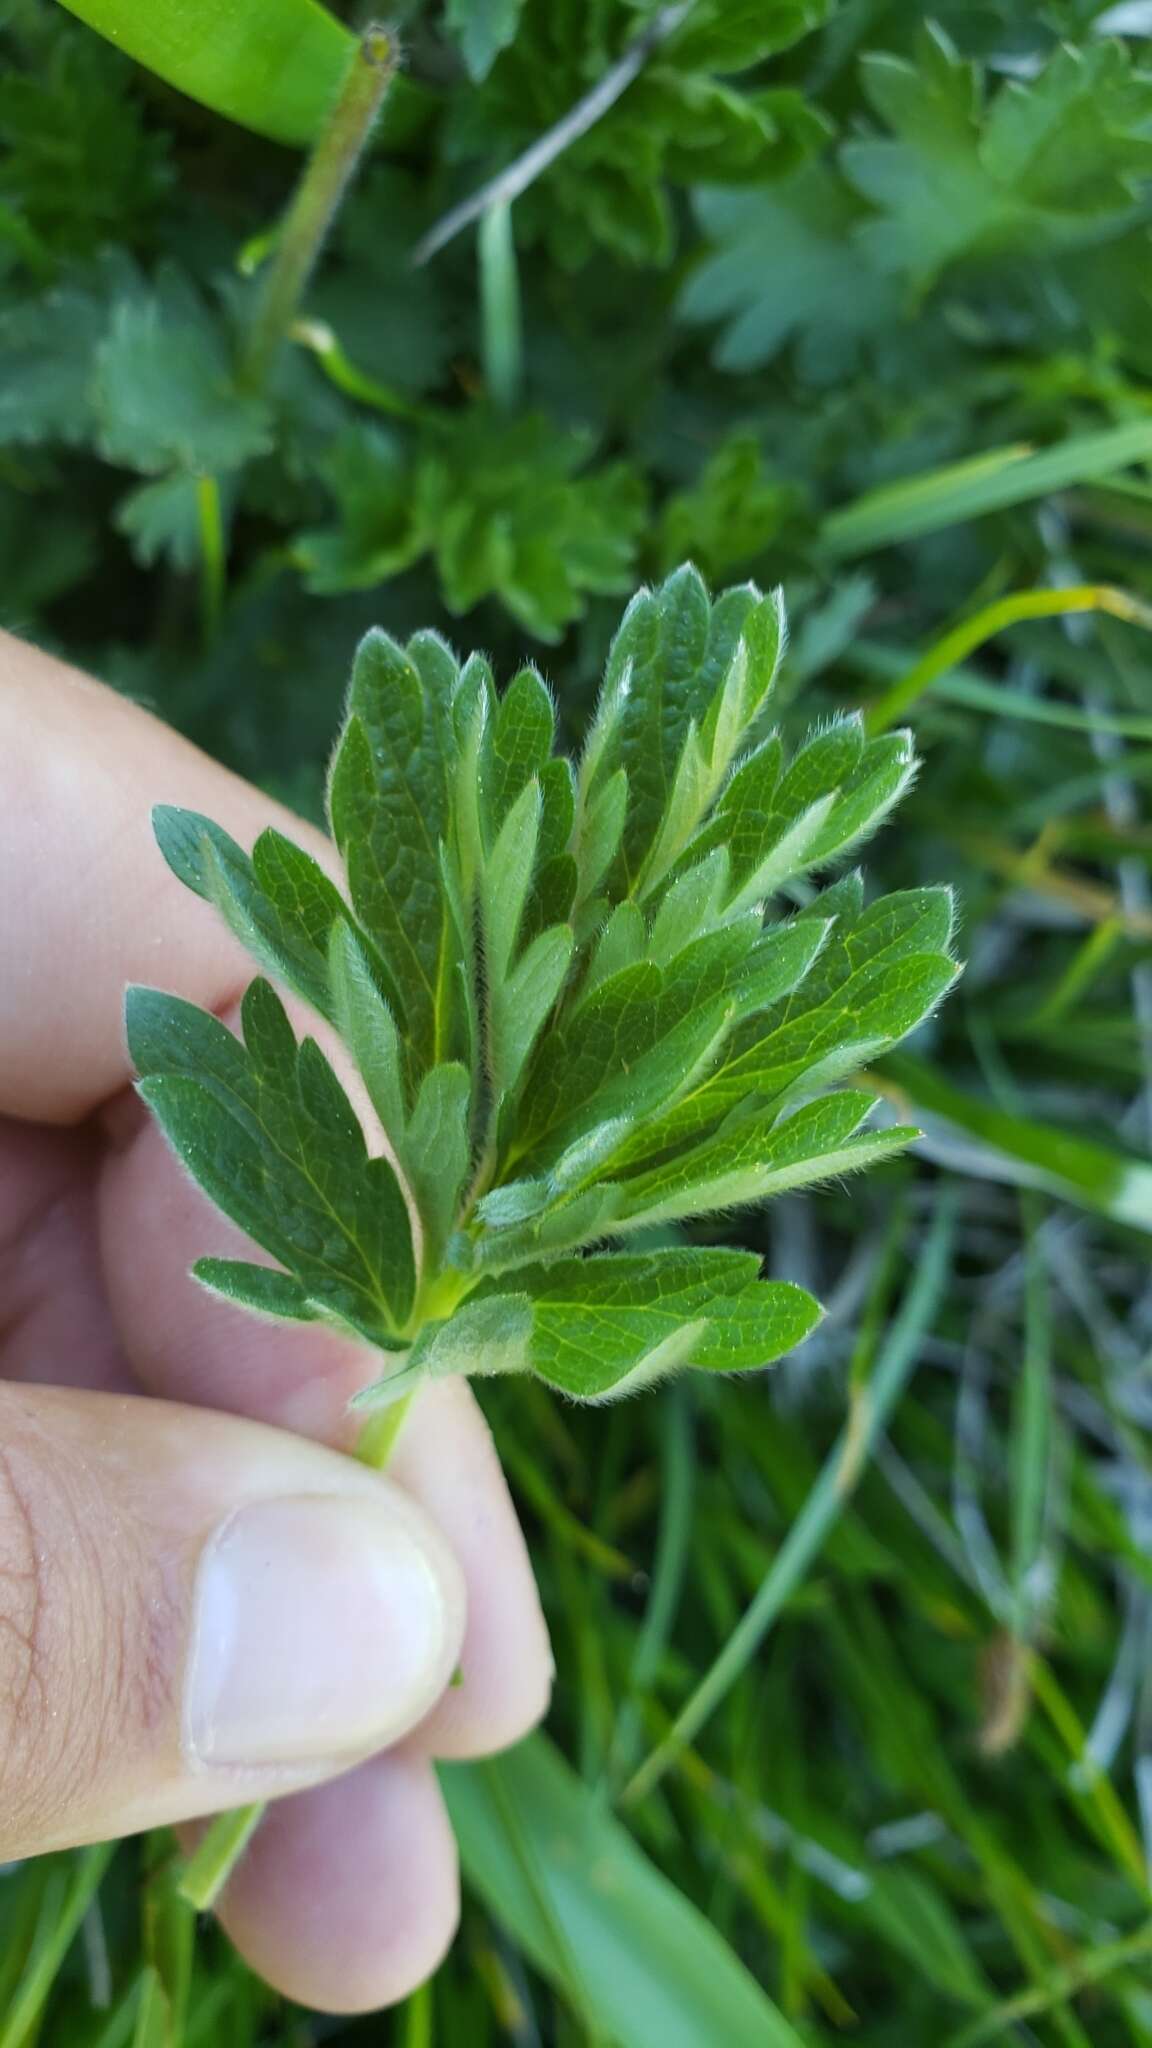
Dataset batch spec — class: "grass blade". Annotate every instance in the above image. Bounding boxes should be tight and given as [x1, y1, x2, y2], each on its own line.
[876, 1053, 1152, 1233]
[443, 1736, 813, 2048]
[55, 0, 356, 145]
[863, 586, 1152, 735]
[0, 1845, 115, 2048]
[824, 421, 1152, 556]
[621, 1187, 959, 1807]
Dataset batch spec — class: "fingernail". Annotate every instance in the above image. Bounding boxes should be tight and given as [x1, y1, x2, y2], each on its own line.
[186, 1494, 455, 1769]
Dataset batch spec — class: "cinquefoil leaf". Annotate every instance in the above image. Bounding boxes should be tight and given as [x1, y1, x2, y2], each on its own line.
[133, 568, 960, 1415]
[127, 982, 415, 1343]
[504, 1249, 822, 1401]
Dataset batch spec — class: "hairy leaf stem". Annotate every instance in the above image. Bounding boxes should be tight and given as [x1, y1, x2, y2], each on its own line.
[241, 26, 396, 391]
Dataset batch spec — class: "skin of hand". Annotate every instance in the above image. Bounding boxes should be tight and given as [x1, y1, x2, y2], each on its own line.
[0, 632, 553, 2013]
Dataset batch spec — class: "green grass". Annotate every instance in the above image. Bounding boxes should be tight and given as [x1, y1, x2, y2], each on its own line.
[5, 0, 1152, 2040]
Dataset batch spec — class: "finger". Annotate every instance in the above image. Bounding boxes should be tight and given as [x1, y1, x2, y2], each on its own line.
[212, 1750, 459, 2013]
[99, 1113, 554, 1756]
[0, 631, 338, 1122]
[0, 1118, 132, 1391]
[0, 1384, 464, 1858]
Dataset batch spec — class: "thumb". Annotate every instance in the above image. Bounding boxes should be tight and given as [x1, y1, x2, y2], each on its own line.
[0, 1384, 464, 1858]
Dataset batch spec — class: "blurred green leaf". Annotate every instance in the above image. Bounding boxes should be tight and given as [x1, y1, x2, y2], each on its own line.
[94, 269, 273, 475]
[847, 27, 1152, 287]
[300, 413, 647, 641]
[824, 421, 1152, 554]
[56, 0, 356, 146]
[444, 1736, 812, 2047]
[878, 1051, 1152, 1233]
[447, 0, 528, 83]
[451, 0, 829, 268]
[682, 167, 899, 377]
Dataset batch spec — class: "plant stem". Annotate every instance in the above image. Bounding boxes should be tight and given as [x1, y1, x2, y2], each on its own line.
[479, 201, 522, 410]
[194, 474, 224, 647]
[240, 24, 396, 391]
[177, 1804, 262, 1916]
[412, 1, 692, 264]
[176, 1393, 416, 1913]
[354, 1388, 416, 1470]
[400, 1980, 434, 2048]
[291, 317, 437, 425]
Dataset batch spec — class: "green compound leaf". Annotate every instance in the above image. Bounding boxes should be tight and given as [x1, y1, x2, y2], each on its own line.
[847, 28, 1152, 291]
[93, 269, 272, 476]
[0, 256, 127, 449]
[127, 982, 415, 1344]
[508, 1248, 823, 1401]
[133, 566, 960, 1408]
[683, 32, 1152, 383]
[302, 413, 647, 643]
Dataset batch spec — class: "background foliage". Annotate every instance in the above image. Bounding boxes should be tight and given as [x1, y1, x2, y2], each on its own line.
[5, 0, 1152, 2041]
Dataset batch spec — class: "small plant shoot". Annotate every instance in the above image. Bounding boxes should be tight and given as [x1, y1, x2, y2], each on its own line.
[128, 565, 959, 1417]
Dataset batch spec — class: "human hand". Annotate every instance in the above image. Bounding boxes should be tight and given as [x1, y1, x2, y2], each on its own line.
[0, 632, 552, 2011]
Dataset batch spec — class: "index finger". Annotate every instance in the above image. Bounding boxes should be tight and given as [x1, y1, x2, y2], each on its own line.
[0, 630, 339, 1122]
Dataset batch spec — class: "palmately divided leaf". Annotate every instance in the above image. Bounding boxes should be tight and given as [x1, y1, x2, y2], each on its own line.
[127, 982, 416, 1344]
[494, 1249, 822, 1401]
[94, 269, 272, 476]
[134, 566, 960, 1411]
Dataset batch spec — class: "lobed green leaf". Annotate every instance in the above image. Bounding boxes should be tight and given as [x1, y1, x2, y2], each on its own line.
[136, 567, 958, 1412]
